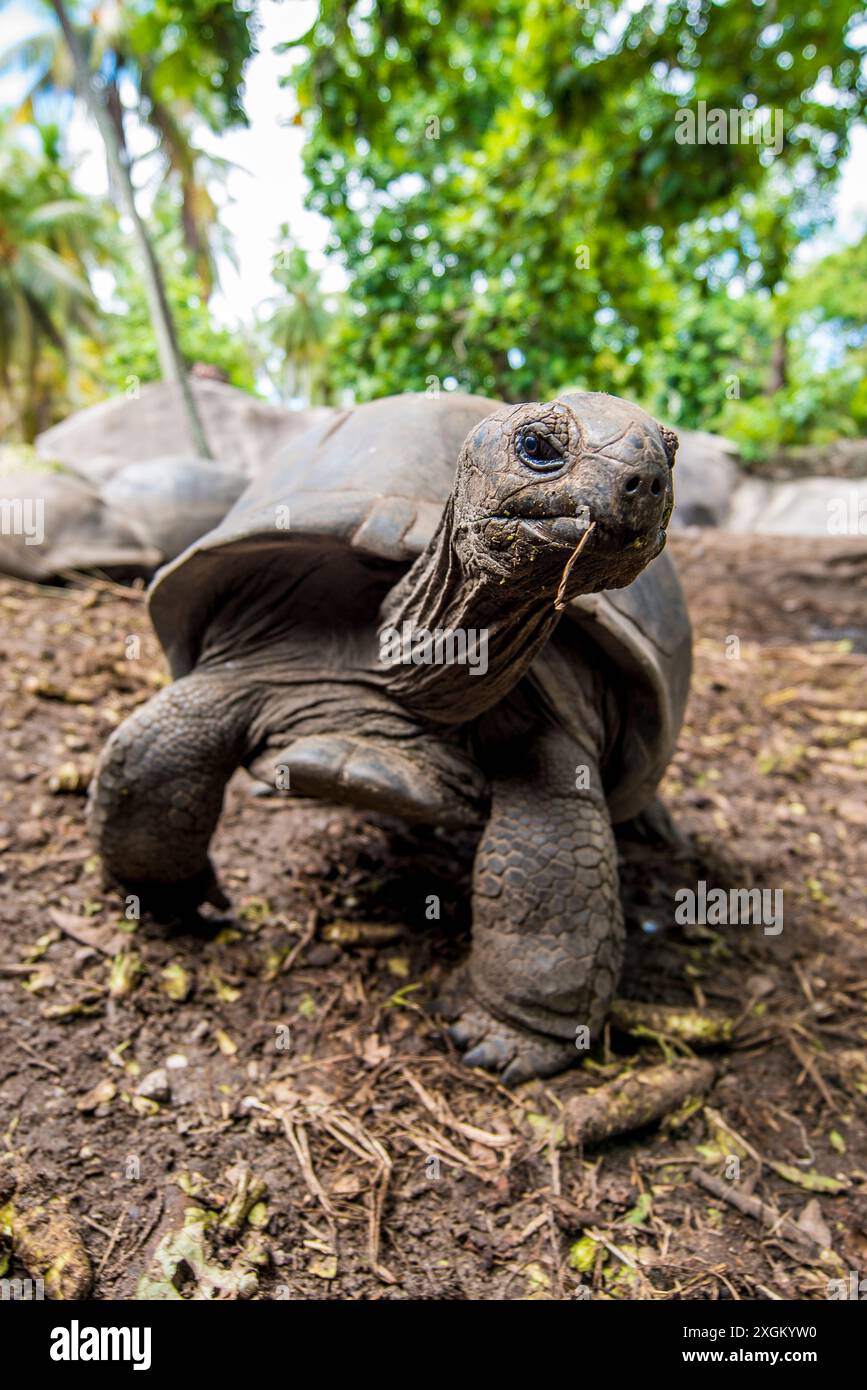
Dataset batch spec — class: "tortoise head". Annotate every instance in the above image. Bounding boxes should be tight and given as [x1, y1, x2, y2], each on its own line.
[451, 391, 677, 598]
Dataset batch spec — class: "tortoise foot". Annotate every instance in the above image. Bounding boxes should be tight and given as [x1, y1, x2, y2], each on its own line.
[441, 979, 578, 1085]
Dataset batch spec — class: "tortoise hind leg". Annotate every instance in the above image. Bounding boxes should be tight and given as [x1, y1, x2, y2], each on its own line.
[89, 672, 257, 914]
[445, 726, 624, 1084]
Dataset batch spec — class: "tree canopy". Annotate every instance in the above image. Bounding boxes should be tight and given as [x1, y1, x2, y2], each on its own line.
[0, 118, 107, 438]
[288, 0, 867, 448]
[1, 0, 865, 456]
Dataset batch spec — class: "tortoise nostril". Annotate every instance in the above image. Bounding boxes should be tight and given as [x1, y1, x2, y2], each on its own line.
[624, 476, 641, 494]
[650, 478, 662, 496]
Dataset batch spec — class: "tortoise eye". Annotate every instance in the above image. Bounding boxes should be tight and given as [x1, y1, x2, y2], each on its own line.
[515, 424, 564, 472]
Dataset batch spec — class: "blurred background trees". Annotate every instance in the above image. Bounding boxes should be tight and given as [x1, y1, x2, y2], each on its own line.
[1, 0, 865, 462]
[291, 0, 867, 455]
[0, 0, 260, 442]
[0, 117, 106, 439]
[259, 233, 337, 404]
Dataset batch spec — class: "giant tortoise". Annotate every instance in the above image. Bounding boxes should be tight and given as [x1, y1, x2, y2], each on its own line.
[0, 456, 247, 581]
[90, 391, 691, 1082]
[36, 379, 334, 481]
[0, 469, 161, 582]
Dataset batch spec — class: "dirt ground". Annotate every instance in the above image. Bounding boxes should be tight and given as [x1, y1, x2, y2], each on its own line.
[1, 530, 865, 1301]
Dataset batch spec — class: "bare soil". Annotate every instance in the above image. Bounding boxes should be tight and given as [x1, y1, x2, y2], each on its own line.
[1, 530, 865, 1301]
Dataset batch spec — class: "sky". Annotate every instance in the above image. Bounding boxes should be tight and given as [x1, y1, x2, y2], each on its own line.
[2, 0, 866, 334]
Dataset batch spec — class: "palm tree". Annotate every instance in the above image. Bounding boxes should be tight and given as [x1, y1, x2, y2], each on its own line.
[1, 0, 256, 454]
[264, 240, 335, 405]
[0, 120, 104, 439]
[47, 0, 212, 454]
[0, 0, 249, 302]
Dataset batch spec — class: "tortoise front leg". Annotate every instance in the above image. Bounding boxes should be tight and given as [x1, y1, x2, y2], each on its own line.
[446, 727, 624, 1084]
[88, 672, 256, 914]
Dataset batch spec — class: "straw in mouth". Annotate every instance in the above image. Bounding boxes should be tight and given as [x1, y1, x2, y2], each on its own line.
[554, 519, 597, 612]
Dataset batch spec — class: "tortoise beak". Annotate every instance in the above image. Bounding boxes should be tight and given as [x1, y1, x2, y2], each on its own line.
[535, 513, 592, 546]
[484, 510, 593, 552]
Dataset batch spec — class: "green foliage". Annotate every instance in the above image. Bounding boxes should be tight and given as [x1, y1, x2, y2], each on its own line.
[100, 197, 256, 393]
[654, 231, 867, 456]
[0, 1, 260, 436]
[0, 119, 108, 438]
[118, 0, 256, 129]
[645, 288, 775, 431]
[3, 0, 866, 456]
[3, 0, 258, 298]
[716, 357, 867, 459]
[114, 0, 257, 296]
[287, 0, 867, 452]
[261, 233, 337, 403]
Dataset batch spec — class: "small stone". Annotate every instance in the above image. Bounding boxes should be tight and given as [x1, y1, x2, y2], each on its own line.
[18, 821, 48, 847]
[838, 798, 867, 826]
[304, 942, 340, 968]
[137, 1068, 171, 1103]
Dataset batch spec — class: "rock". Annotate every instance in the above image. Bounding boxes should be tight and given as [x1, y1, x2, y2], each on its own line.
[304, 942, 341, 968]
[669, 428, 741, 528]
[101, 455, 248, 563]
[17, 821, 48, 847]
[36, 380, 334, 482]
[71, 947, 100, 974]
[137, 1068, 171, 1103]
[763, 437, 867, 480]
[728, 476, 867, 536]
[0, 469, 160, 582]
[57, 454, 129, 486]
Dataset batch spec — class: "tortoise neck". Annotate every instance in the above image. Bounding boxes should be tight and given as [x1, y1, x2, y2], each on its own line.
[378, 497, 560, 724]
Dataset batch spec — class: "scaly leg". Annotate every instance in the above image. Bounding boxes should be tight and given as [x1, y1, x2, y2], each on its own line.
[446, 726, 624, 1084]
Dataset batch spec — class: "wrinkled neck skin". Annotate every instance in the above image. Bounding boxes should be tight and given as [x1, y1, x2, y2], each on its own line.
[378, 498, 564, 725]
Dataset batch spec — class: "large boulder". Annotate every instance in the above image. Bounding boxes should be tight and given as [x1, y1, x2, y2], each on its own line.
[35, 381, 333, 481]
[728, 476, 867, 537]
[0, 470, 160, 582]
[762, 438, 867, 480]
[670, 428, 741, 528]
[0, 455, 251, 582]
[102, 456, 248, 563]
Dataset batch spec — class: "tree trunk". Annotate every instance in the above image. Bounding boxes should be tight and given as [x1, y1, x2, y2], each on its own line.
[767, 326, 788, 395]
[49, 0, 212, 457]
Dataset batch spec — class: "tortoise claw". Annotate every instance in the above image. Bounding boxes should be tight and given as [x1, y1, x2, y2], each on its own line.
[463, 1036, 516, 1072]
[442, 991, 578, 1084]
